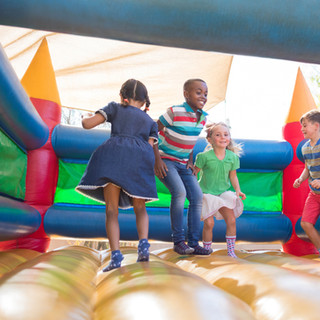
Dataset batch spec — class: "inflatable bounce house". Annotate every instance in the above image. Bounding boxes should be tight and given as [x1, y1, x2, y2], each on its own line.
[1, 1, 320, 319]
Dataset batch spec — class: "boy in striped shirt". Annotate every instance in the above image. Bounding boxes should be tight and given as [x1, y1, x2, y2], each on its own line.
[154, 79, 212, 255]
[294, 109, 320, 255]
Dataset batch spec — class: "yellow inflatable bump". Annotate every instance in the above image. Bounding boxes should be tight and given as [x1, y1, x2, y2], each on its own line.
[95, 258, 255, 320]
[242, 251, 320, 277]
[0, 246, 100, 320]
[0, 249, 41, 278]
[156, 249, 320, 320]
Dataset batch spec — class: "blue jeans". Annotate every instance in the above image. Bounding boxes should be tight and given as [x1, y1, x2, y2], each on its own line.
[159, 159, 203, 247]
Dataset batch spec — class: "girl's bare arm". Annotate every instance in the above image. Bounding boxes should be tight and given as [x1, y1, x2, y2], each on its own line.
[82, 113, 105, 129]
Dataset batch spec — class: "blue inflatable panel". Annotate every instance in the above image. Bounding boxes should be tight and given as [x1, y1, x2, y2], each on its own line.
[295, 217, 320, 242]
[194, 138, 293, 170]
[52, 124, 110, 160]
[213, 213, 292, 243]
[296, 139, 307, 163]
[44, 204, 292, 242]
[0, 45, 49, 150]
[0, 196, 42, 241]
[44, 205, 172, 240]
[53, 125, 293, 170]
[1, 0, 320, 63]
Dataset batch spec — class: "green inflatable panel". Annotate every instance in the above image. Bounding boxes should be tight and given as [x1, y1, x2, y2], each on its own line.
[0, 129, 27, 199]
[54, 160, 282, 212]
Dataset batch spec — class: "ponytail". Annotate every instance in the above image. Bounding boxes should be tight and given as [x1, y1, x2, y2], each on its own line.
[120, 79, 151, 112]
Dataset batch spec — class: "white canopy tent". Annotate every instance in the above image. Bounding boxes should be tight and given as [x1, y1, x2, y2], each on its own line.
[0, 25, 233, 120]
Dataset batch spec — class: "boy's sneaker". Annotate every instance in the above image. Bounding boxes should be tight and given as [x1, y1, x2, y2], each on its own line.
[173, 241, 195, 254]
[191, 245, 212, 255]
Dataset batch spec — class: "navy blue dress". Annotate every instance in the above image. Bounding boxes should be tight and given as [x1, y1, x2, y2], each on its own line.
[76, 102, 158, 209]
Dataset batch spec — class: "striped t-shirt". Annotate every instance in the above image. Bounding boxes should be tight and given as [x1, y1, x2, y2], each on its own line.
[302, 138, 320, 194]
[158, 102, 208, 163]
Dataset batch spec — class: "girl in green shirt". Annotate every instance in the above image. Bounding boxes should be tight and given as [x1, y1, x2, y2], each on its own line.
[194, 122, 246, 258]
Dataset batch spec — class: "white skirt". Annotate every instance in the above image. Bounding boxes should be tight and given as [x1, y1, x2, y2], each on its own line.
[201, 191, 244, 221]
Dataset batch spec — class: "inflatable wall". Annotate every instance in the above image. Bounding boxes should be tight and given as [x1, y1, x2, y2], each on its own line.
[0, 37, 318, 255]
[2, 2, 320, 319]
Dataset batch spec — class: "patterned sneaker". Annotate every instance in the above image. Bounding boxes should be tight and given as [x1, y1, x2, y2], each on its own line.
[173, 241, 195, 254]
[137, 239, 150, 262]
[191, 245, 212, 255]
[103, 250, 124, 272]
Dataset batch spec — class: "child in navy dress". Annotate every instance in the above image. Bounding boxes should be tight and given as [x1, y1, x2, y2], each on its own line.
[76, 79, 158, 271]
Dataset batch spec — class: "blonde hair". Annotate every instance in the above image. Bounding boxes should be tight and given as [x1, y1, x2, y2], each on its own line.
[205, 122, 242, 156]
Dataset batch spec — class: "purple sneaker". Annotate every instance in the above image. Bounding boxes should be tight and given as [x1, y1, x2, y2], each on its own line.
[173, 241, 195, 254]
[191, 245, 212, 255]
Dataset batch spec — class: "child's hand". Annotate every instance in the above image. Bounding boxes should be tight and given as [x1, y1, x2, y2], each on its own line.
[81, 112, 94, 119]
[311, 179, 320, 189]
[186, 159, 194, 171]
[293, 178, 302, 188]
[237, 191, 246, 200]
[154, 158, 168, 179]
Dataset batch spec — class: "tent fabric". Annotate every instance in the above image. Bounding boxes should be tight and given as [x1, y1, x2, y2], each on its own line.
[0, 25, 233, 119]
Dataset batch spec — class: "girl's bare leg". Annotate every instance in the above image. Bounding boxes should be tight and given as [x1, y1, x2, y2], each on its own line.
[133, 198, 150, 262]
[102, 184, 123, 272]
[103, 184, 121, 250]
[202, 216, 214, 252]
[219, 207, 236, 236]
[202, 216, 214, 243]
[220, 207, 237, 258]
[133, 198, 149, 239]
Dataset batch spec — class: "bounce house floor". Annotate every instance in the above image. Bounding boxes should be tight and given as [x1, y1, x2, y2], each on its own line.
[1, 244, 320, 319]
[48, 238, 284, 252]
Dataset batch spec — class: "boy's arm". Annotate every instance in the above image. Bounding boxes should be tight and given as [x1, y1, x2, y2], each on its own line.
[230, 170, 246, 200]
[153, 120, 168, 178]
[187, 150, 195, 171]
[293, 164, 309, 188]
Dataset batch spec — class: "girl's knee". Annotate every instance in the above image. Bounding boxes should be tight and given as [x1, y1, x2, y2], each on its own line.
[204, 217, 214, 229]
[133, 199, 147, 215]
[106, 208, 118, 219]
[228, 215, 236, 225]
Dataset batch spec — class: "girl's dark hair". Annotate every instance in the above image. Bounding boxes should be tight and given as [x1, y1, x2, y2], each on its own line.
[120, 79, 150, 112]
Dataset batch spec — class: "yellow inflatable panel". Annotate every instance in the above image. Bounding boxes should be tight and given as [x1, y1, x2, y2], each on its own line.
[0, 249, 41, 278]
[0, 246, 100, 320]
[241, 251, 320, 277]
[96, 259, 255, 320]
[2, 246, 320, 319]
[155, 249, 320, 320]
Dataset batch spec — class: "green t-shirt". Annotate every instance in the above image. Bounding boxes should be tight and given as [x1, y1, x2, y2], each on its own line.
[195, 149, 240, 195]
